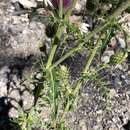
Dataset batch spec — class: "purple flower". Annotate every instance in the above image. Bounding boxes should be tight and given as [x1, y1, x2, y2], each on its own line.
[51, 0, 72, 9]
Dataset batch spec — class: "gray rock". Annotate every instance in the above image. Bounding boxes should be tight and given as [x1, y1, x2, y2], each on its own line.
[12, 0, 37, 9]
[0, 0, 46, 67]
[9, 89, 21, 108]
[9, 107, 19, 118]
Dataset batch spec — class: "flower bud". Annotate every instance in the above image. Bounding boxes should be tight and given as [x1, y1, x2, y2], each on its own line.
[51, 0, 72, 9]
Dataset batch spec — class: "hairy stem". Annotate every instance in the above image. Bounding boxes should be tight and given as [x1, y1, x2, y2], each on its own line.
[83, 35, 102, 74]
[46, 44, 58, 69]
[46, 0, 78, 69]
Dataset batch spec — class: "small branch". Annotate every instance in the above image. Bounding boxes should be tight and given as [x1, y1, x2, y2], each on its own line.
[46, 25, 65, 69]
[46, 44, 58, 69]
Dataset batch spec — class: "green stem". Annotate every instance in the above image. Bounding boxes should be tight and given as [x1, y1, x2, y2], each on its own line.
[59, 0, 63, 18]
[49, 69, 57, 128]
[46, 45, 58, 69]
[50, 45, 82, 69]
[83, 35, 102, 74]
[73, 35, 102, 101]
[60, 98, 71, 122]
[46, 45, 57, 69]
[46, 25, 64, 69]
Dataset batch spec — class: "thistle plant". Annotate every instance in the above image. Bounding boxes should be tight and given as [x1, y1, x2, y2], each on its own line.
[14, 0, 130, 130]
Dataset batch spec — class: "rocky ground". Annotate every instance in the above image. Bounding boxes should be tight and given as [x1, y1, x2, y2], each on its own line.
[0, 0, 130, 130]
[0, 0, 46, 129]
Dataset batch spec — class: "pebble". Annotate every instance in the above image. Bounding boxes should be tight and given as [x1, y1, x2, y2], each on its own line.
[36, 72, 42, 79]
[118, 37, 126, 48]
[101, 55, 111, 63]
[115, 63, 128, 71]
[127, 101, 130, 113]
[127, 22, 130, 28]
[108, 89, 117, 99]
[22, 90, 34, 110]
[109, 127, 119, 130]
[9, 107, 19, 118]
[126, 91, 130, 100]
[101, 50, 114, 63]
[121, 75, 126, 80]
[74, 0, 87, 13]
[128, 71, 130, 76]
[79, 119, 87, 130]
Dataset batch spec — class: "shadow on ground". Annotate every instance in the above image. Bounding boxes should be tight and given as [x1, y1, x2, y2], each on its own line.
[0, 97, 21, 130]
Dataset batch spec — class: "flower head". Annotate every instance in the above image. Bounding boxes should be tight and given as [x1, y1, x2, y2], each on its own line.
[51, 0, 72, 9]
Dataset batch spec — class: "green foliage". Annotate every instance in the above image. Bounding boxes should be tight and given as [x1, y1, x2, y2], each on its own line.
[110, 50, 128, 64]
[13, 107, 43, 130]
[12, 0, 130, 130]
